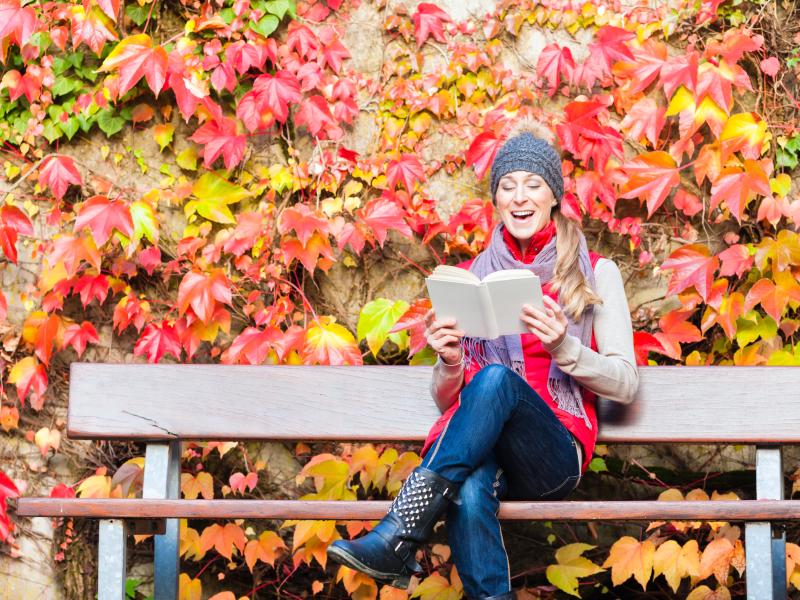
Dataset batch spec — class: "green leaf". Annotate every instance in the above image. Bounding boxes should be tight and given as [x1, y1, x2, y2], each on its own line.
[409, 346, 436, 366]
[59, 116, 80, 140]
[588, 457, 607, 473]
[357, 298, 410, 357]
[264, 0, 294, 19]
[735, 312, 777, 346]
[250, 14, 280, 37]
[51, 77, 82, 98]
[125, 3, 150, 26]
[220, 7, 235, 24]
[42, 120, 63, 143]
[186, 172, 251, 224]
[97, 109, 125, 136]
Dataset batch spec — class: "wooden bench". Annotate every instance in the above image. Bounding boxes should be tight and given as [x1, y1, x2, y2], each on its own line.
[15, 363, 800, 600]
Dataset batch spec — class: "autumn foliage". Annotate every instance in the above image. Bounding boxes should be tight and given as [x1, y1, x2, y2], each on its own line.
[2, 0, 800, 597]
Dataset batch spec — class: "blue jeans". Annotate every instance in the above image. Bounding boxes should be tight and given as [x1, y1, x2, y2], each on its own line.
[419, 364, 582, 599]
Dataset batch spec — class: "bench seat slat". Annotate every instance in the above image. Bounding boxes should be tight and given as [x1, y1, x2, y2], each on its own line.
[16, 498, 800, 522]
[67, 364, 800, 443]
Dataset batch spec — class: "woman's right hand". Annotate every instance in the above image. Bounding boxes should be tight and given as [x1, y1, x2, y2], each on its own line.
[424, 309, 465, 365]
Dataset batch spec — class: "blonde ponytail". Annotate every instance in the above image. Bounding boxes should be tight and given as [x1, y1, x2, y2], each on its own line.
[550, 212, 603, 321]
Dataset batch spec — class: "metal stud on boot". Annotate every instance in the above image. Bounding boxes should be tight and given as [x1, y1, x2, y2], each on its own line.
[327, 467, 459, 588]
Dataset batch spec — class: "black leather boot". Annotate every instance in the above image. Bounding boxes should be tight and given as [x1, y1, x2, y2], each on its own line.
[327, 466, 459, 588]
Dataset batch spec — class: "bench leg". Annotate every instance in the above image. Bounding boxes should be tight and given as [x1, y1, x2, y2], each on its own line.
[98, 519, 128, 600]
[745, 447, 787, 600]
[144, 441, 181, 600]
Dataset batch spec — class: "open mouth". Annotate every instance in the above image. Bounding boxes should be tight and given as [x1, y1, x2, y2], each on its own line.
[511, 210, 535, 222]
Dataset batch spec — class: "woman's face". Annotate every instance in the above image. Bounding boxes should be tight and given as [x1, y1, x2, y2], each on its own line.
[495, 170, 557, 251]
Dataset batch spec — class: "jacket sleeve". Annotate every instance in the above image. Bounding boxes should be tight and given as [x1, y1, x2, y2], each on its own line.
[429, 355, 464, 413]
[548, 258, 640, 404]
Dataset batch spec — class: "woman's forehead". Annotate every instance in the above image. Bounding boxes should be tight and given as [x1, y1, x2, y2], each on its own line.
[499, 171, 542, 181]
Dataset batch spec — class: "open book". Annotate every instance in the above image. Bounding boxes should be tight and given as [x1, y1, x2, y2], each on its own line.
[425, 265, 544, 339]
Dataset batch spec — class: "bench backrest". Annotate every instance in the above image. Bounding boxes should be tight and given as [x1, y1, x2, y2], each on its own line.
[66, 363, 800, 443]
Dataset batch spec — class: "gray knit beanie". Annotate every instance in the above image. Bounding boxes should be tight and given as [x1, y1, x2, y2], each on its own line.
[489, 132, 563, 203]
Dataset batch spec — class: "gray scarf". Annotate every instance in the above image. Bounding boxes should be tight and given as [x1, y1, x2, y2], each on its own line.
[463, 223, 595, 429]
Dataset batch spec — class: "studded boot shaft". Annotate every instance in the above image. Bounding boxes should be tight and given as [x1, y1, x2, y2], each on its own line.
[327, 466, 460, 588]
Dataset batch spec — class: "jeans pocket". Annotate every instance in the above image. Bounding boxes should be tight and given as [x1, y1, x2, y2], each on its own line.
[538, 474, 580, 500]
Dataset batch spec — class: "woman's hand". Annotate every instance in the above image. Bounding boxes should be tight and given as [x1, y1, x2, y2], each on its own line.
[424, 309, 465, 365]
[521, 296, 568, 352]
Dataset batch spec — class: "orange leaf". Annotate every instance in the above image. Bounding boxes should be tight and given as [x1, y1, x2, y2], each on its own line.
[699, 537, 735, 584]
[602, 536, 654, 589]
[302, 317, 362, 365]
[181, 472, 214, 500]
[244, 530, 287, 571]
[8, 356, 48, 410]
[661, 244, 720, 302]
[200, 523, 246, 559]
[178, 573, 202, 600]
[686, 585, 732, 600]
[177, 269, 232, 324]
[709, 159, 772, 222]
[619, 151, 680, 217]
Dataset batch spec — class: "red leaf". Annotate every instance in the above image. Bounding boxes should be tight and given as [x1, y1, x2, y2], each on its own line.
[35, 314, 61, 366]
[589, 25, 635, 73]
[718, 244, 753, 278]
[411, 3, 451, 47]
[709, 159, 772, 222]
[177, 270, 232, 324]
[63, 321, 100, 357]
[632, 331, 662, 365]
[465, 132, 502, 180]
[658, 50, 699, 99]
[295, 95, 338, 139]
[618, 151, 680, 218]
[0, 470, 19, 500]
[133, 321, 182, 363]
[760, 56, 780, 77]
[281, 232, 335, 273]
[556, 100, 624, 173]
[536, 43, 575, 96]
[251, 70, 302, 123]
[0, 0, 36, 46]
[673, 189, 703, 217]
[386, 153, 425, 192]
[95, 0, 119, 21]
[317, 26, 350, 74]
[39, 155, 82, 200]
[661, 244, 720, 302]
[189, 116, 246, 170]
[389, 298, 432, 355]
[278, 204, 329, 246]
[0, 205, 34, 264]
[0, 289, 6, 322]
[50, 483, 76, 499]
[137, 246, 161, 275]
[286, 22, 319, 58]
[653, 309, 702, 360]
[72, 274, 109, 306]
[358, 197, 413, 247]
[221, 326, 282, 365]
[100, 34, 168, 97]
[73, 195, 134, 246]
[71, 5, 118, 55]
[8, 356, 48, 410]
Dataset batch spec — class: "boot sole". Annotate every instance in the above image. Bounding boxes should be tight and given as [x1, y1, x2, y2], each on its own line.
[326, 545, 412, 589]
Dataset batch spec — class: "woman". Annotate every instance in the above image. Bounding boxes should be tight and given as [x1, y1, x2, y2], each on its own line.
[328, 121, 639, 600]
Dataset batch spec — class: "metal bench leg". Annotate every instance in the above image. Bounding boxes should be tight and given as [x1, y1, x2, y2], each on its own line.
[745, 447, 786, 600]
[98, 519, 128, 600]
[144, 441, 181, 600]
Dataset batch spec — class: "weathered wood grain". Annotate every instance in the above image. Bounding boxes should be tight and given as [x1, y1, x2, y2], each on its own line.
[16, 498, 800, 521]
[67, 363, 800, 442]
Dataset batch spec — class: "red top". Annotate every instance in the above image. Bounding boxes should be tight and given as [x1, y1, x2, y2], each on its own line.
[421, 223, 602, 473]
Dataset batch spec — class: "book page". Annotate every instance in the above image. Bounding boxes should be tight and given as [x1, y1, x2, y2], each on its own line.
[425, 278, 492, 338]
[484, 273, 543, 336]
[429, 265, 481, 283]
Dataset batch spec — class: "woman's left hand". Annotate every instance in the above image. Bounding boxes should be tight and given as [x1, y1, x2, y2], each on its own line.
[520, 296, 568, 352]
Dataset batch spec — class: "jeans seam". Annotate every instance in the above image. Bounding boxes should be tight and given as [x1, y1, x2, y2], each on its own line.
[425, 411, 453, 466]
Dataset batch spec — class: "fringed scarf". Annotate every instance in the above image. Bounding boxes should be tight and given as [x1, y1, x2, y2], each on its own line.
[463, 222, 595, 429]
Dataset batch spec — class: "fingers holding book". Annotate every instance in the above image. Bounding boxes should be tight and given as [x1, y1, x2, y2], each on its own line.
[424, 309, 465, 366]
[520, 296, 568, 352]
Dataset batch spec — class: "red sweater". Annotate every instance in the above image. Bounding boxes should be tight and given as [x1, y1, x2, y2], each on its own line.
[420, 223, 601, 473]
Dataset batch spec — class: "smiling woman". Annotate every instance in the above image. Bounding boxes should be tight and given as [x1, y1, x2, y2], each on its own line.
[328, 119, 640, 600]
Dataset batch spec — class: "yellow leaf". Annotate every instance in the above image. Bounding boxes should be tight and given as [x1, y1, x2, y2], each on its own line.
[771, 173, 792, 198]
[546, 543, 604, 597]
[179, 519, 205, 561]
[686, 584, 731, 600]
[410, 572, 460, 600]
[602, 536, 654, 589]
[178, 573, 202, 600]
[34, 426, 60, 456]
[76, 474, 112, 498]
[312, 580, 324, 595]
[336, 566, 378, 600]
[380, 585, 408, 600]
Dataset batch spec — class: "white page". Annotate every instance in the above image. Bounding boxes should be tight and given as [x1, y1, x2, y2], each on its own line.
[484, 274, 543, 336]
[425, 278, 493, 338]
[430, 265, 480, 283]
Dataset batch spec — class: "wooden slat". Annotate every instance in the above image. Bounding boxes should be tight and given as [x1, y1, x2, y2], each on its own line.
[15, 498, 800, 521]
[67, 363, 800, 442]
